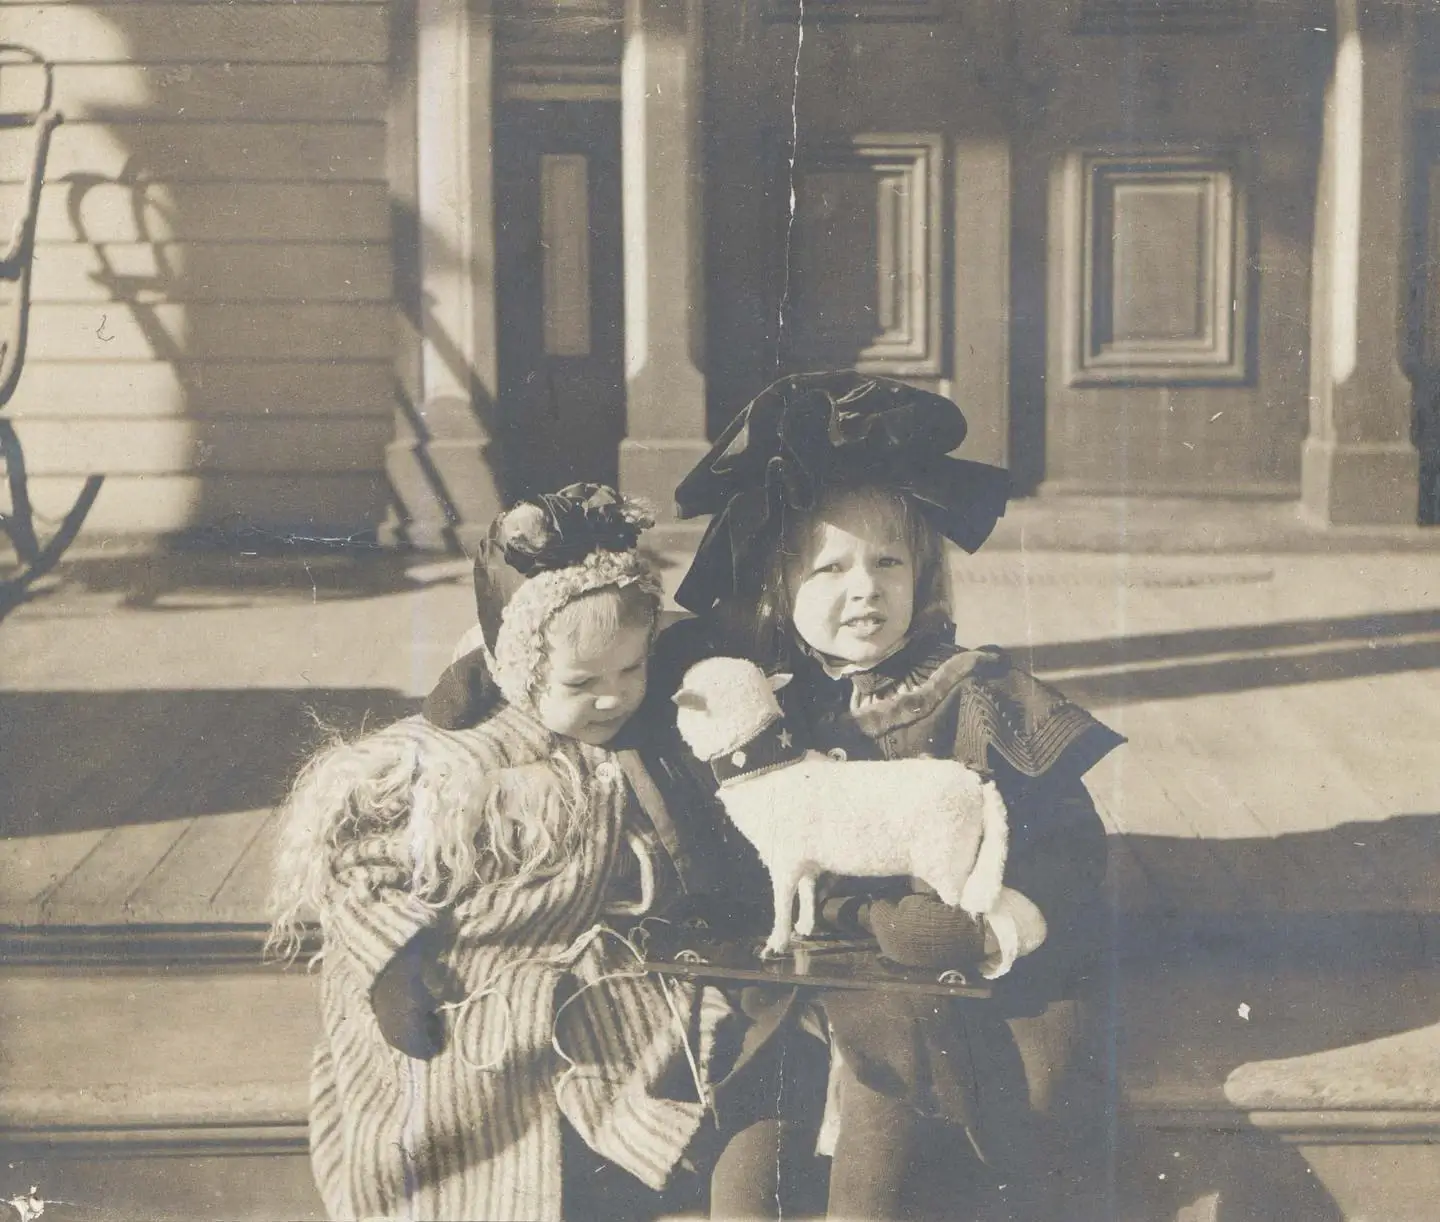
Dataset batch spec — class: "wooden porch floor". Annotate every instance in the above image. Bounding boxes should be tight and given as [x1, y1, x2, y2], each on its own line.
[2, 546, 1437, 932]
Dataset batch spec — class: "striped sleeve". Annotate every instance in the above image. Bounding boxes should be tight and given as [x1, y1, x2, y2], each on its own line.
[555, 943, 713, 1190]
[324, 833, 440, 984]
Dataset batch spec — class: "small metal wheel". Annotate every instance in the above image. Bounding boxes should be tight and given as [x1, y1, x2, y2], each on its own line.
[673, 949, 708, 965]
[936, 969, 971, 987]
[679, 915, 711, 932]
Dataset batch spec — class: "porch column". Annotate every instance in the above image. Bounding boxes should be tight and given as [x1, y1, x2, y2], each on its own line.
[387, 0, 505, 550]
[619, 0, 711, 523]
[1302, 0, 1420, 524]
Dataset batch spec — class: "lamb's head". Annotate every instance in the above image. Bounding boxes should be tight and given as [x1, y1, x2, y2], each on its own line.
[672, 657, 790, 762]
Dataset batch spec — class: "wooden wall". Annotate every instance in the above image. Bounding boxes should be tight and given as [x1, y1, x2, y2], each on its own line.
[1012, 1, 1329, 496]
[2, 1, 395, 539]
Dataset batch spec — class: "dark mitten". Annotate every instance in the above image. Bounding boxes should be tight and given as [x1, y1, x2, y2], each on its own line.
[869, 892, 988, 968]
[370, 932, 448, 1059]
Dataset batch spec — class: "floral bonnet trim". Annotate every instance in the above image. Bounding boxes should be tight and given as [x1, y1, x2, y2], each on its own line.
[487, 484, 661, 709]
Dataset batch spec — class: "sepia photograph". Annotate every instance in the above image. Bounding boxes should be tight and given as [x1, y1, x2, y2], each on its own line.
[1, 0, 1439, 1218]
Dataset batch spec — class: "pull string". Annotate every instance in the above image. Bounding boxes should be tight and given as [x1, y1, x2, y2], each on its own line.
[434, 922, 714, 1122]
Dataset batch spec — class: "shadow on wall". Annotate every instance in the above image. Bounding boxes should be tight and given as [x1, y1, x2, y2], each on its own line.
[2, 3, 505, 548]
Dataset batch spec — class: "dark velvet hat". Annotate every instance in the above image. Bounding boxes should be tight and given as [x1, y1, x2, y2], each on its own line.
[673, 371, 1012, 612]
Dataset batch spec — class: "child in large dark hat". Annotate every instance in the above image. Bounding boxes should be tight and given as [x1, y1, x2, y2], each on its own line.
[672, 369, 1013, 621]
[651, 371, 1123, 1220]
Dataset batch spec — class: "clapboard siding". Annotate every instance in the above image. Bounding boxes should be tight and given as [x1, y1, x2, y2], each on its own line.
[6, 7, 387, 65]
[5, 0, 396, 535]
[7, 183, 391, 243]
[0, 64, 390, 121]
[7, 362, 394, 420]
[1, 122, 387, 183]
[26, 304, 395, 361]
[22, 243, 392, 304]
[15, 417, 396, 475]
[6, 362, 395, 418]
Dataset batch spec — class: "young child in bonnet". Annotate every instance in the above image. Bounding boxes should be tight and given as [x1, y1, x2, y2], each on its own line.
[650, 372, 1126, 1220]
[268, 484, 731, 1222]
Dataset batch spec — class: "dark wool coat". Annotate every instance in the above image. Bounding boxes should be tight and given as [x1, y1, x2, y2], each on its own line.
[634, 619, 1124, 1170]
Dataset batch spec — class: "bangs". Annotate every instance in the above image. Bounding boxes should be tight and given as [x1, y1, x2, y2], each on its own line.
[544, 581, 660, 659]
[726, 483, 954, 668]
[782, 486, 937, 572]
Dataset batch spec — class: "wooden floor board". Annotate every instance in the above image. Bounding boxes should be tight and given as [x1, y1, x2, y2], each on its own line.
[39, 821, 197, 923]
[38, 696, 259, 916]
[208, 808, 282, 923]
[1, 691, 185, 837]
[1086, 744, 1250, 911]
[0, 829, 108, 922]
[122, 699, 311, 919]
[1284, 673, 1440, 818]
[1101, 828, 1166, 913]
[123, 807, 275, 923]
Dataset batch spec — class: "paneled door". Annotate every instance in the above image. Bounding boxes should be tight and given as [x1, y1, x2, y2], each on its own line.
[495, 101, 625, 497]
[1022, 0, 1323, 495]
[702, 3, 1013, 466]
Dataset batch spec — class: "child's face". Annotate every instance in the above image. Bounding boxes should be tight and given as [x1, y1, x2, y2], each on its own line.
[532, 616, 650, 745]
[786, 490, 915, 668]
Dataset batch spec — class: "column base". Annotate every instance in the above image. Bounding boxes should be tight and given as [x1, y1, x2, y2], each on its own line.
[383, 436, 505, 553]
[618, 436, 712, 521]
[1300, 438, 1420, 526]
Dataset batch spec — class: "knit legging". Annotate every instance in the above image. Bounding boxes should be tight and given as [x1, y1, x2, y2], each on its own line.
[708, 1036, 991, 1221]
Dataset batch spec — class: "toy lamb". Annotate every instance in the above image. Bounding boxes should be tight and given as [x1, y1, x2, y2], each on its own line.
[673, 656, 1046, 974]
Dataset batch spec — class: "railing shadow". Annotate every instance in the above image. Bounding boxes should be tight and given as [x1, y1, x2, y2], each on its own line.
[1018, 605, 1440, 706]
[0, 44, 104, 618]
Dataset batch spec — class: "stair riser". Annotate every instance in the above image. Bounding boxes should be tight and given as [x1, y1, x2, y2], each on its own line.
[0, 1150, 323, 1222]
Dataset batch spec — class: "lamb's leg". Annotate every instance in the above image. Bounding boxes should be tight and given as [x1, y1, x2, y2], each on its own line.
[794, 873, 817, 939]
[761, 866, 799, 959]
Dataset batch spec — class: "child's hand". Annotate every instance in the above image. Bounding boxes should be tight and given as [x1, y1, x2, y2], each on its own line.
[869, 892, 988, 969]
[370, 933, 448, 1059]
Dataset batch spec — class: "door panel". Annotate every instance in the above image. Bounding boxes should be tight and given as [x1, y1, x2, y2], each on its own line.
[703, 5, 1010, 460]
[495, 102, 624, 497]
[1018, 5, 1325, 495]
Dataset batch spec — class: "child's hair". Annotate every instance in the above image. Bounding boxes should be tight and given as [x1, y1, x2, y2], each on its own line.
[539, 580, 660, 679]
[718, 483, 953, 669]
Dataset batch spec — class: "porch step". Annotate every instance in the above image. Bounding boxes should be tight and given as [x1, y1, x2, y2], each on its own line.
[2, 924, 1438, 1222]
[0, 929, 322, 1221]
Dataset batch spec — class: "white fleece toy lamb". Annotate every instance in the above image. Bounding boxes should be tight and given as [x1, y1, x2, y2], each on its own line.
[673, 656, 1047, 975]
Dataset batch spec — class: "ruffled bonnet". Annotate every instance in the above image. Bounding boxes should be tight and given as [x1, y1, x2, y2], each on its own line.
[473, 484, 662, 710]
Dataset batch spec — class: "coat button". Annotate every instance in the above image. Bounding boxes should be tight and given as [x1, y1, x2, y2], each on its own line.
[827, 748, 847, 762]
[730, 750, 748, 768]
[595, 761, 618, 784]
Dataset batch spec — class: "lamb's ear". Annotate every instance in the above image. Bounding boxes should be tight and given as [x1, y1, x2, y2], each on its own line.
[671, 688, 707, 710]
[768, 672, 794, 693]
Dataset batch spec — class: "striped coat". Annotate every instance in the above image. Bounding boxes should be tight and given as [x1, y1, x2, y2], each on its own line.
[304, 710, 725, 1222]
